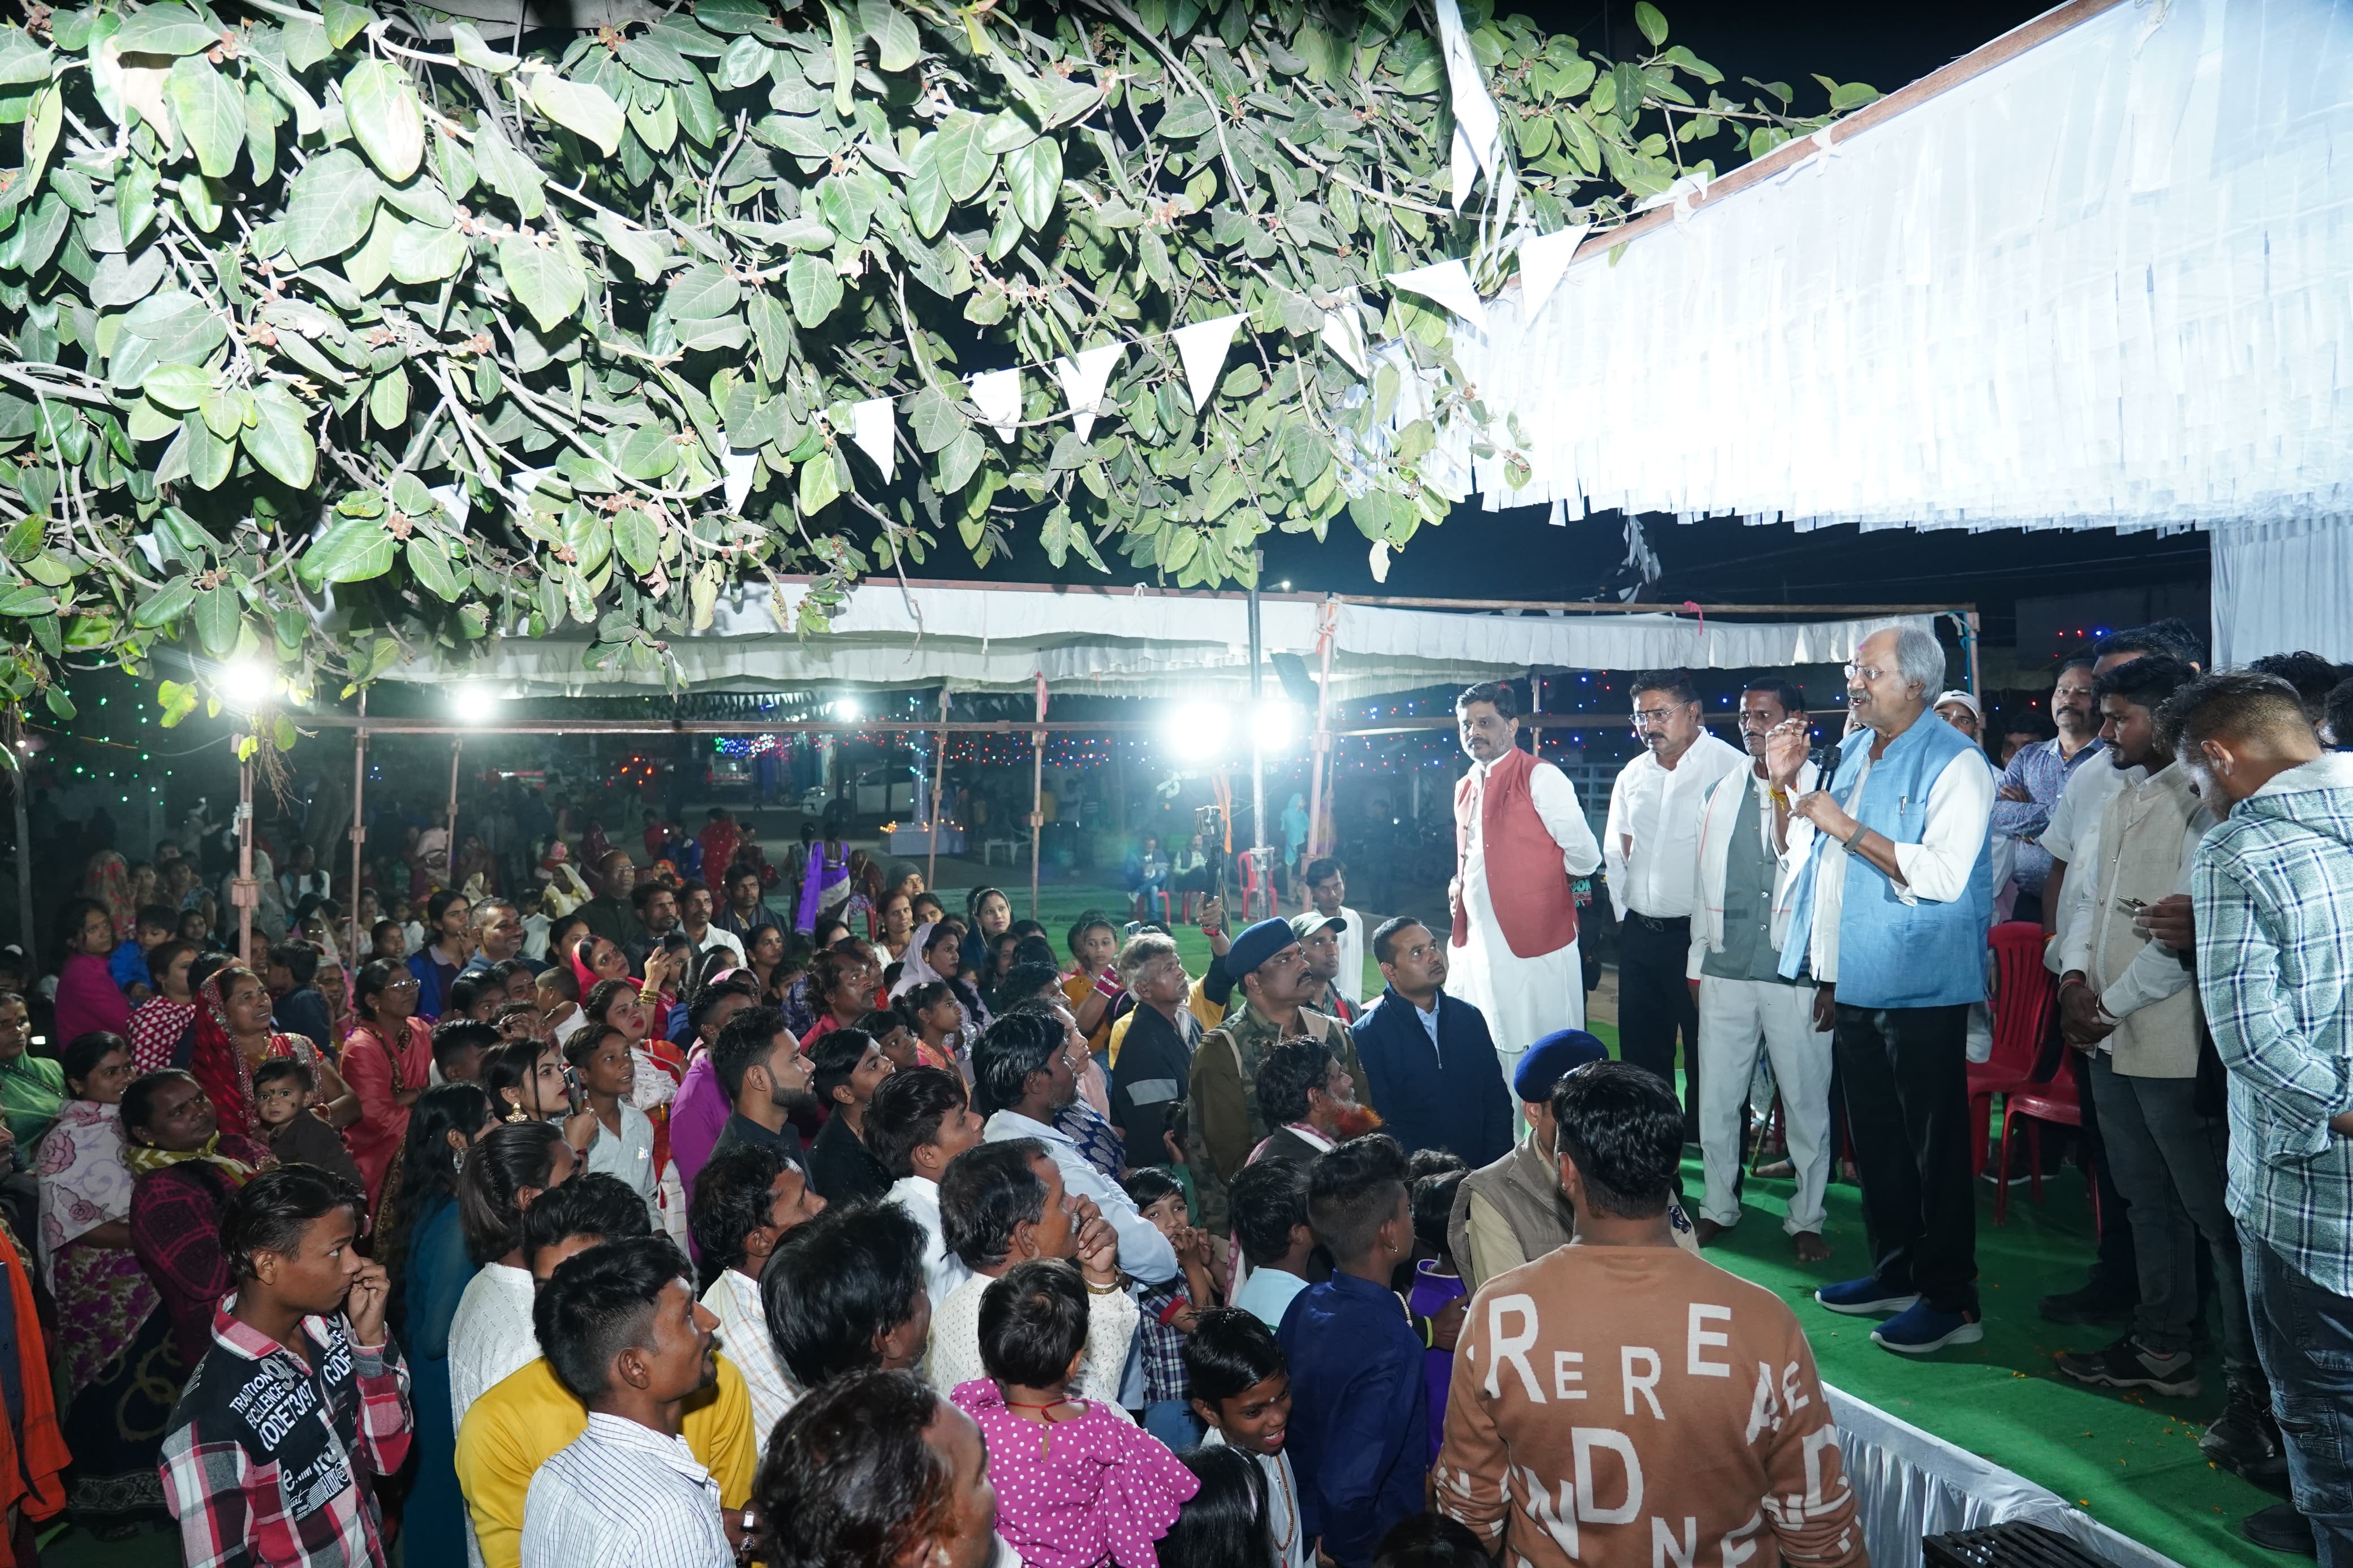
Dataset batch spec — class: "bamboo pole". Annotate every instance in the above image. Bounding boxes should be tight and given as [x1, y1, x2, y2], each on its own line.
[926, 688, 949, 890]
[233, 754, 256, 966]
[347, 690, 368, 960]
[1028, 731, 1043, 921]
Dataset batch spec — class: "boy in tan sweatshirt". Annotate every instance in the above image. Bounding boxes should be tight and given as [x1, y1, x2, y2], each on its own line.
[1437, 1061, 1867, 1568]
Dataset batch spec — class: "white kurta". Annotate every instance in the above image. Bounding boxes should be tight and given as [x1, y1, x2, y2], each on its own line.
[1451, 756, 1604, 1074]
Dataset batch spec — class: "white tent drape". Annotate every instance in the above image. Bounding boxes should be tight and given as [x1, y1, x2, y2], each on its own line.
[394, 582, 1934, 698]
[1427, 0, 2353, 537]
[2211, 515, 2353, 666]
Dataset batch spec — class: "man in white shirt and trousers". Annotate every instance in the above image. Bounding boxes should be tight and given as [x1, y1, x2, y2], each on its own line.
[1605, 669, 1746, 1142]
[1447, 681, 1602, 1092]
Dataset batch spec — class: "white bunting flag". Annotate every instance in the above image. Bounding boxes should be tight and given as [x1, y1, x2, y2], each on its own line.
[1319, 305, 1369, 377]
[1052, 344, 1124, 442]
[1449, 121, 1480, 215]
[1386, 259, 1485, 330]
[426, 483, 472, 530]
[969, 370, 1022, 442]
[1171, 313, 1246, 412]
[1517, 222, 1591, 322]
[850, 397, 897, 482]
[722, 451, 759, 512]
[509, 468, 553, 513]
[1434, 0, 1505, 205]
[1546, 496, 1567, 527]
[1368, 539, 1392, 584]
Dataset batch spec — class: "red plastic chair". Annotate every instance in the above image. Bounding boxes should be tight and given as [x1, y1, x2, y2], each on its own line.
[1994, 1063, 2101, 1228]
[1970, 922, 2054, 1176]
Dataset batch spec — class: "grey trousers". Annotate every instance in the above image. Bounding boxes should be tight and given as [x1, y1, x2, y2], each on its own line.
[2086, 1053, 2259, 1376]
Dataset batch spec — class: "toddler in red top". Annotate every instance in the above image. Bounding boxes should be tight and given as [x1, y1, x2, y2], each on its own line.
[950, 1259, 1197, 1568]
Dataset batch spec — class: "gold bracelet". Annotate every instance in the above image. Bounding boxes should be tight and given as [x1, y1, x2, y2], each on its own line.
[1084, 1276, 1122, 1295]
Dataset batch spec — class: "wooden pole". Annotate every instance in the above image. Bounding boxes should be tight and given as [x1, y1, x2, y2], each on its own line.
[926, 688, 949, 891]
[1962, 611, 1984, 694]
[1247, 557, 1268, 921]
[347, 690, 368, 960]
[6, 709, 30, 964]
[1028, 730, 1043, 921]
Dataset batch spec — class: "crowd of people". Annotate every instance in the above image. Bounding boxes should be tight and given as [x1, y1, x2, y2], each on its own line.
[0, 618, 2346, 1566]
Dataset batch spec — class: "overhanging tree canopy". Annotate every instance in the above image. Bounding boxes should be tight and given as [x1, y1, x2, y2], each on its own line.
[0, 0, 1871, 731]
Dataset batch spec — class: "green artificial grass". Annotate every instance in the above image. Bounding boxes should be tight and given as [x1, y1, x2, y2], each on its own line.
[1671, 1124, 2270, 1567]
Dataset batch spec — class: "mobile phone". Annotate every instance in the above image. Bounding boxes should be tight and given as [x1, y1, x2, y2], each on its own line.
[562, 1064, 585, 1116]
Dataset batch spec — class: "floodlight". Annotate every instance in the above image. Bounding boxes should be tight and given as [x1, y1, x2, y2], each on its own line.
[219, 658, 274, 710]
[830, 697, 862, 720]
[1253, 699, 1298, 753]
[1165, 702, 1230, 758]
[454, 683, 501, 724]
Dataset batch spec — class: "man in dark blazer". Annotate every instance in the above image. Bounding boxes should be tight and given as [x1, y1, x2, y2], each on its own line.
[1351, 917, 1515, 1169]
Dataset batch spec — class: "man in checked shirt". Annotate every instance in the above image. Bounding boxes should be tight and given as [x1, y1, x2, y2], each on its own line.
[160, 1165, 410, 1568]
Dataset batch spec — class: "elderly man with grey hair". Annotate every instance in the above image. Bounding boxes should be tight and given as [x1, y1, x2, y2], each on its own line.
[1764, 623, 1997, 1355]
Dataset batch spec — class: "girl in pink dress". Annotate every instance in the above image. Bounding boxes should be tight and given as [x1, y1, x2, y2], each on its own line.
[951, 1260, 1197, 1568]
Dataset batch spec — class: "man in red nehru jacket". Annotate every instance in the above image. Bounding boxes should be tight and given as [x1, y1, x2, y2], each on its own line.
[1449, 680, 1604, 1087]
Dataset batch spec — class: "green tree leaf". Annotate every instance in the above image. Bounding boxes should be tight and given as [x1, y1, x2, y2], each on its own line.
[164, 55, 244, 179]
[406, 536, 462, 599]
[284, 148, 381, 264]
[1633, 2, 1669, 47]
[297, 515, 396, 586]
[342, 58, 425, 182]
[786, 252, 843, 327]
[192, 585, 241, 653]
[111, 5, 219, 57]
[934, 113, 994, 202]
[527, 70, 626, 157]
[498, 232, 585, 332]
[243, 385, 318, 489]
[859, 0, 921, 72]
[1005, 136, 1062, 231]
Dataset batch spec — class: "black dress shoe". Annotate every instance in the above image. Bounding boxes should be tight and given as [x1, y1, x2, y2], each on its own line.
[2037, 1282, 2134, 1325]
[2240, 1502, 2317, 1558]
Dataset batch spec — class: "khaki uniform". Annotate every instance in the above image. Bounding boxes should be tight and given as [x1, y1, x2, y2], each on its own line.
[1185, 1001, 1370, 1230]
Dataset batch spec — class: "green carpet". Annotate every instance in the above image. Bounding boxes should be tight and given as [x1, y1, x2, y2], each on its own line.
[1662, 1109, 2270, 1567]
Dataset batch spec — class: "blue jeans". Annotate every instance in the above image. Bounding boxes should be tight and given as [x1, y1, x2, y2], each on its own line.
[2246, 1236, 2353, 1565]
[1141, 1398, 1200, 1450]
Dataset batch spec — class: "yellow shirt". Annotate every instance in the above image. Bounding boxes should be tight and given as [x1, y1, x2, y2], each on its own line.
[454, 1353, 758, 1568]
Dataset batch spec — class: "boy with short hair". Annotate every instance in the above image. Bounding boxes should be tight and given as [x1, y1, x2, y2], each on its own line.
[1276, 1134, 1428, 1568]
[533, 965, 581, 1045]
[432, 1019, 498, 1086]
[1124, 1167, 1218, 1450]
[566, 1027, 659, 1221]
[115, 902, 179, 1003]
[868, 1066, 988, 1305]
[1187, 1307, 1311, 1568]
[1230, 1158, 1317, 1331]
[160, 1166, 410, 1568]
[445, 973, 499, 1026]
[252, 1057, 368, 1191]
[807, 1027, 895, 1203]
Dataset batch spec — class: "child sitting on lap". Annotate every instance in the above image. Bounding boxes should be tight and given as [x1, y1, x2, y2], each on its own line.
[951, 1259, 1200, 1568]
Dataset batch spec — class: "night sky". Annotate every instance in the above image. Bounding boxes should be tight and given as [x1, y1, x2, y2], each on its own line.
[921, 0, 2210, 646]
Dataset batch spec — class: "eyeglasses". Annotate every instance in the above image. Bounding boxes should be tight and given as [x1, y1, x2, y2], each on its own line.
[385, 976, 420, 991]
[1631, 706, 1684, 727]
[1843, 663, 1890, 684]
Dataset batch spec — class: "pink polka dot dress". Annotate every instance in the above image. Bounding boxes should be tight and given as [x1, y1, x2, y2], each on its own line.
[950, 1379, 1200, 1568]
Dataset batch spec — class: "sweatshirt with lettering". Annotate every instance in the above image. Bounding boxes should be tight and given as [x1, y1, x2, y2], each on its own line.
[1436, 1243, 1865, 1568]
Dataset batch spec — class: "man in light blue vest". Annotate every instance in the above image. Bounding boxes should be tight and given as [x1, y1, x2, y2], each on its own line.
[1768, 624, 1996, 1354]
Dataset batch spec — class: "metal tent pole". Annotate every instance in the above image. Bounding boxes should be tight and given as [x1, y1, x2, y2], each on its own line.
[1304, 598, 1335, 862]
[443, 739, 462, 886]
[234, 753, 257, 966]
[1247, 555, 1268, 921]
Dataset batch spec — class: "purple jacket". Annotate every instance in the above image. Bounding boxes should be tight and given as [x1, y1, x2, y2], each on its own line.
[670, 1049, 729, 1212]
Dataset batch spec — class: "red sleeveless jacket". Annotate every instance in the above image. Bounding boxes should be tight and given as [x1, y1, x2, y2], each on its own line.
[1453, 748, 1581, 958]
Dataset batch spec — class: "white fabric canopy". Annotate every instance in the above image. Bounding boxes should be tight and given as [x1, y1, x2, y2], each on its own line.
[2211, 515, 2353, 666]
[1423, 0, 2353, 539]
[402, 582, 1933, 698]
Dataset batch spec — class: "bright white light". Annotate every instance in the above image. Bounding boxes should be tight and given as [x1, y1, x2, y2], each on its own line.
[830, 697, 862, 721]
[1253, 699, 1298, 753]
[220, 658, 274, 709]
[454, 683, 501, 724]
[1165, 702, 1230, 759]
